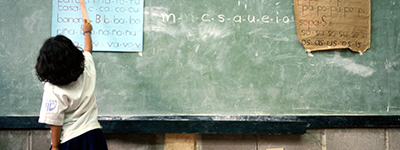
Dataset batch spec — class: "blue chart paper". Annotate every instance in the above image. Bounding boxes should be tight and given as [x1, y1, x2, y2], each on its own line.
[52, 0, 144, 52]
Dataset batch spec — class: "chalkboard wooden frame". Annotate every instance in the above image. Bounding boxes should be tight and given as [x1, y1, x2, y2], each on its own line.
[1, 116, 399, 134]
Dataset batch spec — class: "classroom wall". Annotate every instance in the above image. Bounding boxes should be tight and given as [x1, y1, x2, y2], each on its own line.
[1, 128, 400, 150]
[1, 0, 399, 149]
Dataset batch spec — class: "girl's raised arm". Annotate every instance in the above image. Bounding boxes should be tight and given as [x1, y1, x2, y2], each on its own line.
[82, 19, 92, 53]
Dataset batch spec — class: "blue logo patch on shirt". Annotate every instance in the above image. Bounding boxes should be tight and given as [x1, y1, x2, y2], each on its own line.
[45, 99, 57, 112]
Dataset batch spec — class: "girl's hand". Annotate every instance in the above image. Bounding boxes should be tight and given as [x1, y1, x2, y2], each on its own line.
[82, 19, 93, 53]
[82, 19, 92, 32]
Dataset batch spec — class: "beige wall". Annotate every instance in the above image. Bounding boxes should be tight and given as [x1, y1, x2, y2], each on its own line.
[1, 129, 400, 150]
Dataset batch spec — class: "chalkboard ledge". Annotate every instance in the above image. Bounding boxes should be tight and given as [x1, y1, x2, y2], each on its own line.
[1, 115, 400, 134]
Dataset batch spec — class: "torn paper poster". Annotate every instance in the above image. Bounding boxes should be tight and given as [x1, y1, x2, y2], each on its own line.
[293, 0, 371, 55]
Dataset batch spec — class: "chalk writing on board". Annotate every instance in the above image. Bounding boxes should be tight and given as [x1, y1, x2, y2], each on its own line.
[294, 0, 371, 54]
[52, 0, 144, 52]
[162, 13, 292, 24]
[156, 0, 294, 25]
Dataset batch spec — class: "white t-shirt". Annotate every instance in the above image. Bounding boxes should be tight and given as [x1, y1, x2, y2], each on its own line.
[38, 52, 102, 143]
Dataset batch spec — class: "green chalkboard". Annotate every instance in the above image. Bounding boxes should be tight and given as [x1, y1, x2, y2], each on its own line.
[1, 0, 400, 117]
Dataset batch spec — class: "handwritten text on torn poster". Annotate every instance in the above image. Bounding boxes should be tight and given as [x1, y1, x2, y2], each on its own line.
[294, 0, 371, 54]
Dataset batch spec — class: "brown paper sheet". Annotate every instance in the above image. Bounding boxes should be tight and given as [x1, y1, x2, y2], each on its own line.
[293, 0, 371, 55]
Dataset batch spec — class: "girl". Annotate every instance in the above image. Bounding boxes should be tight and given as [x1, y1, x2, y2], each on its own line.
[36, 20, 108, 150]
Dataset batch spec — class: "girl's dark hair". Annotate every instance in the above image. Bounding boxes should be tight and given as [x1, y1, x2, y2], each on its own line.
[35, 35, 85, 86]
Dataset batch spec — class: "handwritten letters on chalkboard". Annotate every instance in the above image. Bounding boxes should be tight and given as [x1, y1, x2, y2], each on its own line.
[162, 12, 292, 25]
[160, 1, 293, 25]
[294, 0, 371, 54]
[52, 0, 144, 52]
